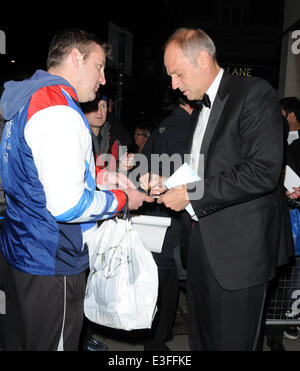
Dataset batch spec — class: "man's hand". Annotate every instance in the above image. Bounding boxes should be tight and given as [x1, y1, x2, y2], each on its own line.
[139, 172, 167, 195]
[98, 170, 136, 189]
[119, 152, 135, 173]
[287, 187, 300, 199]
[124, 188, 154, 210]
[157, 185, 190, 211]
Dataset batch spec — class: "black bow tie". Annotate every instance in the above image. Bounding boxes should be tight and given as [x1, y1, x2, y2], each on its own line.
[195, 93, 211, 111]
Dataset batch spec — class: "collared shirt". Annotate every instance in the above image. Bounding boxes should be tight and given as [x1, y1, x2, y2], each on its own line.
[189, 68, 224, 173]
[188, 68, 224, 221]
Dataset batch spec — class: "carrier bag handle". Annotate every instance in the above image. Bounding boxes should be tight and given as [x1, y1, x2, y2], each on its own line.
[122, 192, 130, 220]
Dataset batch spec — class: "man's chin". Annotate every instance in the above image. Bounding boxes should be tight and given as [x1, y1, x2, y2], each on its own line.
[79, 94, 96, 103]
[90, 92, 97, 101]
[184, 92, 194, 101]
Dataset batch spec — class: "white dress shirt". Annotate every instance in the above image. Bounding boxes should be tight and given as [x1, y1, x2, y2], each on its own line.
[188, 68, 224, 221]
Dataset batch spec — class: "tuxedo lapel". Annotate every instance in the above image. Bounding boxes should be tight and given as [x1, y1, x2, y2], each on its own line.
[200, 72, 231, 156]
[200, 93, 229, 155]
[186, 108, 201, 152]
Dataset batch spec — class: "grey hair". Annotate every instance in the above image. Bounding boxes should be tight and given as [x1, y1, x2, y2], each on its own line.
[164, 28, 216, 64]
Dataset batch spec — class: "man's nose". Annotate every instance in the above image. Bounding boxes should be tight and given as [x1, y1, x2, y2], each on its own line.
[171, 76, 180, 90]
[99, 70, 106, 86]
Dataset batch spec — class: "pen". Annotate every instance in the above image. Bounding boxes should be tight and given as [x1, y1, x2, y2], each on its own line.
[147, 171, 152, 196]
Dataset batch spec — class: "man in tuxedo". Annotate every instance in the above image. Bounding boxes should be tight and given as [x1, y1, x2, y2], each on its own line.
[156, 28, 293, 350]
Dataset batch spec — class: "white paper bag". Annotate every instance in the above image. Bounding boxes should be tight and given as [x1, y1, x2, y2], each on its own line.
[84, 217, 158, 331]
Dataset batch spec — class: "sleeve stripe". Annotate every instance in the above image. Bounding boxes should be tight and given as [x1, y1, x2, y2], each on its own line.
[111, 190, 127, 213]
[54, 188, 94, 222]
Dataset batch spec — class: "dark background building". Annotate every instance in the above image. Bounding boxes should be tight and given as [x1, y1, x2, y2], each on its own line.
[0, 0, 286, 133]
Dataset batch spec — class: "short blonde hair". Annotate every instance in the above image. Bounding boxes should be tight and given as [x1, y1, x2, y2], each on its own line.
[164, 28, 216, 64]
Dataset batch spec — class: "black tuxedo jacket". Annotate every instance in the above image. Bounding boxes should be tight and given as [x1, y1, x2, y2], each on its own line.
[187, 71, 293, 290]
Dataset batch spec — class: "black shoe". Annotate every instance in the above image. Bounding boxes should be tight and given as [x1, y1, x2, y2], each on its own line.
[268, 341, 286, 351]
[144, 342, 170, 351]
[85, 338, 108, 351]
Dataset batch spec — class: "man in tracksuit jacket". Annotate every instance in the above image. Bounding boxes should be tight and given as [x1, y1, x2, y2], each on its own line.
[0, 29, 151, 351]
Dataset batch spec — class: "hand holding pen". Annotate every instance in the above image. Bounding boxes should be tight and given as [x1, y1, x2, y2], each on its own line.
[140, 172, 168, 197]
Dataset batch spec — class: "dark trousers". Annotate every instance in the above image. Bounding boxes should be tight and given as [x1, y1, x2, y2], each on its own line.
[0, 252, 86, 351]
[187, 224, 268, 351]
[144, 267, 179, 346]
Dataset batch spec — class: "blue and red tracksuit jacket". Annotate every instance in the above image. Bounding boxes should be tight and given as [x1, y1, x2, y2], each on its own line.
[0, 70, 126, 276]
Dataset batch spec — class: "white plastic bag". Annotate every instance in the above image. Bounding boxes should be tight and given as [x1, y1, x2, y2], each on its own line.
[84, 217, 158, 331]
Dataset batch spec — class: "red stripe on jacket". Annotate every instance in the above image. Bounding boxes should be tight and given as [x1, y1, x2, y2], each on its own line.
[27, 85, 77, 122]
[111, 190, 127, 213]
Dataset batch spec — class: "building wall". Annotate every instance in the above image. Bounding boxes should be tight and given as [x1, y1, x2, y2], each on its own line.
[279, 0, 300, 98]
[283, 0, 300, 31]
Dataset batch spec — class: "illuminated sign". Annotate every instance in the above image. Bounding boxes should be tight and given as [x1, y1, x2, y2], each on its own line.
[222, 64, 275, 83]
[225, 66, 253, 77]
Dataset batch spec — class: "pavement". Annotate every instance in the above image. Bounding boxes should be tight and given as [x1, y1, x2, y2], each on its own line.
[90, 288, 300, 352]
[1, 287, 300, 351]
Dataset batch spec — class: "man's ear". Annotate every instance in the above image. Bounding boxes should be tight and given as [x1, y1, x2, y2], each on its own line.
[196, 50, 210, 69]
[70, 48, 83, 68]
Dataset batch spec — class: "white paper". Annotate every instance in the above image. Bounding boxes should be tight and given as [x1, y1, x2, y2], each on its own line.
[288, 131, 299, 145]
[164, 163, 200, 220]
[284, 165, 300, 192]
[164, 162, 200, 189]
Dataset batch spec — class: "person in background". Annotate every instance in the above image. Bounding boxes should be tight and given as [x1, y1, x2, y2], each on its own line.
[140, 93, 194, 351]
[280, 97, 300, 145]
[282, 98, 300, 200]
[81, 92, 134, 188]
[265, 97, 300, 348]
[0, 28, 152, 351]
[133, 124, 151, 153]
[264, 106, 296, 351]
